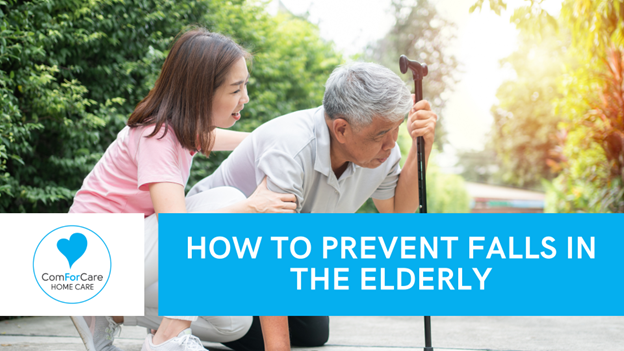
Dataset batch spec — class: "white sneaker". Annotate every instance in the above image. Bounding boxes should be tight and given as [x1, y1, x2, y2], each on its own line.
[70, 316, 123, 351]
[141, 328, 206, 351]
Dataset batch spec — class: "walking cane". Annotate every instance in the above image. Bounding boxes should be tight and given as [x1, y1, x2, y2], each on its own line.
[399, 55, 432, 351]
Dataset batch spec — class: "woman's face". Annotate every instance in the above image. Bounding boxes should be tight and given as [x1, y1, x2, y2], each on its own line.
[212, 56, 250, 128]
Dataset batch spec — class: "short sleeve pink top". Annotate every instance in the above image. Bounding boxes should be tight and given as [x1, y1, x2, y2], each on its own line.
[69, 125, 195, 217]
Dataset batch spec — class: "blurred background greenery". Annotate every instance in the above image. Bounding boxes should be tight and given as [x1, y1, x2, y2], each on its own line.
[1, 0, 622, 214]
[463, 0, 624, 212]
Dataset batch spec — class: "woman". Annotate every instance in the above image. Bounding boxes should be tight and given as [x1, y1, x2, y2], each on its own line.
[69, 28, 296, 351]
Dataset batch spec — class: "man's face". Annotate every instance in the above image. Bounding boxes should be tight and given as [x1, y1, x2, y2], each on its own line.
[342, 117, 403, 168]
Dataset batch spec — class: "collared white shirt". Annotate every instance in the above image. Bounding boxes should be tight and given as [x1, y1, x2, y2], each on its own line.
[188, 106, 402, 213]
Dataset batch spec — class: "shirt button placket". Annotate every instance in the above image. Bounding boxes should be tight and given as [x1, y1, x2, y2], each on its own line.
[333, 189, 339, 212]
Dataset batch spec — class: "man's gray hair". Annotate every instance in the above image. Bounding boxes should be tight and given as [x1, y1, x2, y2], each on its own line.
[323, 62, 413, 128]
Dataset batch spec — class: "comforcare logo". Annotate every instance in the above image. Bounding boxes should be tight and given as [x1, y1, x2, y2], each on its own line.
[33, 225, 111, 304]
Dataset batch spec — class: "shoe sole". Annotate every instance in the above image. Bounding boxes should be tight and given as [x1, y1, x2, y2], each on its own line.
[70, 316, 96, 351]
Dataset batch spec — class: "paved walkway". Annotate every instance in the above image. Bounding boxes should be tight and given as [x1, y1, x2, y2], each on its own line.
[1, 316, 623, 351]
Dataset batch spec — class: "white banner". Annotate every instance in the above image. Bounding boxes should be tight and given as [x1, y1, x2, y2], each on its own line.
[0, 214, 144, 315]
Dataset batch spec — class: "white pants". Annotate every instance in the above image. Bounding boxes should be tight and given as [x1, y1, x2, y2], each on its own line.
[123, 187, 253, 343]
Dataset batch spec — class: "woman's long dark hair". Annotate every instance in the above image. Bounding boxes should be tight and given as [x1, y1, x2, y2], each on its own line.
[127, 28, 250, 156]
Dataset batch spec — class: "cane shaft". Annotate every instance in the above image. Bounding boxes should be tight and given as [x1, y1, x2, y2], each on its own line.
[403, 56, 432, 350]
[414, 77, 427, 214]
[424, 316, 433, 350]
[414, 65, 431, 351]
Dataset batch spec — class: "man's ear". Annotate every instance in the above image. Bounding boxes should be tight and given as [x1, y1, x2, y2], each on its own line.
[331, 118, 351, 144]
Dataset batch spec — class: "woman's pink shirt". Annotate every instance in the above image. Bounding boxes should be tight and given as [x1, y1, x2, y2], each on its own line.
[69, 125, 195, 217]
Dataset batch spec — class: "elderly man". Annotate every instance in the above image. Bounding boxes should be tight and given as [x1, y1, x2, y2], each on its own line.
[185, 62, 438, 351]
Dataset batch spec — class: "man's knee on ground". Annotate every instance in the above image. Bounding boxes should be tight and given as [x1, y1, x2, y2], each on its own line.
[293, 327, 329, 347]
[290, 316, 330, 347]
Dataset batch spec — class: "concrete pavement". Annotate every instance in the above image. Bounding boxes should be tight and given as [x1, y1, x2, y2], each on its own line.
[1, 316, 623, 351]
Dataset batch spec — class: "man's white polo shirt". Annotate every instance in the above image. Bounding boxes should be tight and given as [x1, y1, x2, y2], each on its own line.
[188, 106, 402, 213]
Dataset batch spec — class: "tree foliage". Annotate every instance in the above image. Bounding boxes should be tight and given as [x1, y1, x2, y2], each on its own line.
[488, 24, 567, 189]
[456, 142, 501, 185]
[0, 0, 342, 212]
[364, 0, 459, 149]
[472, 0, 624, 212]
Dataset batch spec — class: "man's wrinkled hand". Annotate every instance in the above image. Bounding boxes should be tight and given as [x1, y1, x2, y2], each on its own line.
[406, 96, 438, 152]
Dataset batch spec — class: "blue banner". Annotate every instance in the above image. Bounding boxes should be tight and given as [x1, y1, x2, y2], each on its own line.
[159, 214, 624, 316]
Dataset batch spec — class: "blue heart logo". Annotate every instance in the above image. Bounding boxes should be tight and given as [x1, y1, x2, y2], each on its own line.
[57, 233, 88, 269]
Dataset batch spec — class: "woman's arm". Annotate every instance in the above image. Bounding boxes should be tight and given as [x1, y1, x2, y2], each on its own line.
[149, 182, 187, 217]
[212, 128, 250, 151]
